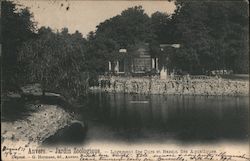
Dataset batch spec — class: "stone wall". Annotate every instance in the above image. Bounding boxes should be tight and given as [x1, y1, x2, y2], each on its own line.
[91, 76, 249, 96]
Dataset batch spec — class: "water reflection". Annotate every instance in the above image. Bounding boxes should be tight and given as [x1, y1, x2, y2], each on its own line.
[80, 93, 249, 143]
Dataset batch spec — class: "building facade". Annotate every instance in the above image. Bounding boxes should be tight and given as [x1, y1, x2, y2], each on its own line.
[108, 43, 180, 75]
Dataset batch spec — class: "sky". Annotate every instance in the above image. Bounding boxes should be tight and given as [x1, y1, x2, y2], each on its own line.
[16, 0, 176, 37]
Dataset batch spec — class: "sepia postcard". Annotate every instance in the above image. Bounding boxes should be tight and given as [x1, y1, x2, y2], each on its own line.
[1, 0, 249, 161]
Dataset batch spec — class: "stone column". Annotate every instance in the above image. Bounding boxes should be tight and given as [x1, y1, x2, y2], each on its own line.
[160, 66, 167, 80]
[156, 58, 159, 72]
[108, 61, 112, 71]
[115, 61, 119, 73]
[152, 58, 155, 69]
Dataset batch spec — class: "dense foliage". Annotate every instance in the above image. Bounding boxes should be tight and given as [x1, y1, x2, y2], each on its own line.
[90, 1, 249, 74]
[171, 1, 249, 74]
[2, 0, 249, 97]
[2, 1, 89, 98]
[95, 6, 153, 48]
[19, 27, 89, 98]
[1, 1, 36, 91]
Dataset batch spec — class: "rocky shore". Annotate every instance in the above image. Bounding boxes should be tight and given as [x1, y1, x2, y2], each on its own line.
[92, 76, 249, 96]
[1, 104, 74, 147]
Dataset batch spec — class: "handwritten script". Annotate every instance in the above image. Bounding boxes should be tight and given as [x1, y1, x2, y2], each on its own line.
[1, 146, 249, 161]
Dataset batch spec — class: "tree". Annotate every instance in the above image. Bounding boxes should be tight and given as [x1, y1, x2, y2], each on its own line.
[151, 12, 176, 44]
[18, 28, 89, 98]
[169, 0, 249, 74]
[95, 6, 153, 48]
[87, 6, 156, 74]
[86, 35, 120, 74]
[1, 1, 36, 91]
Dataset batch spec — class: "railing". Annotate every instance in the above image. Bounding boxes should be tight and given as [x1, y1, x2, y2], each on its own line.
[170, 75, 217, 81]
[189, 75, 215, 79]
[99, 75, 217, 82]
[99, 75, 159, 81]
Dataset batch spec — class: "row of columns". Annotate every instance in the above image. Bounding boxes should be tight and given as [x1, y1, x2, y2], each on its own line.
[108, 61, 122, 73]
[151, 58, 159, 71]
[108, 58, 159, 73]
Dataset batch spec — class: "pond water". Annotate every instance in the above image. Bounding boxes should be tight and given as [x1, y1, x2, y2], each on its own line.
[3, 93, 248, 145]
[76, 92, 249, 144]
